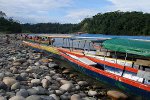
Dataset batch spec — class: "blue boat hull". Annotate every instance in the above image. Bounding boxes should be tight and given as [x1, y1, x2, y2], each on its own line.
[31, 47, 150, 99]
[59, 54, 150, 99]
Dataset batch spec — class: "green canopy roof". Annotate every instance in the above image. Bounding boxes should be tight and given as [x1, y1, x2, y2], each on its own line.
[102, 38, 150, 57]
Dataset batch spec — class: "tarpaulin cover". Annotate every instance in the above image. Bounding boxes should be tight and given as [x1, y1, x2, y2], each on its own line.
[102, 38, 150, 57]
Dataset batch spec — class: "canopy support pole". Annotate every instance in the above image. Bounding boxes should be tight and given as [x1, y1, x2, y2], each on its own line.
[72, 39, 73, 51]
[124, 52, 128, 66]
[115, 51, 117, 64]
[62, 38, 64, 47]
[78, 41, 80, 49]
[83, 40, 87, 55]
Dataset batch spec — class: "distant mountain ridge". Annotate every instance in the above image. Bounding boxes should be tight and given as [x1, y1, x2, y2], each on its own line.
[0, 11, 150, 35]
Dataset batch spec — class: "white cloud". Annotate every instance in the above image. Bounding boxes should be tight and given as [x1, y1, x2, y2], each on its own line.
[65, 9, 99, 23]
[0, 0, 72, 23]
[107, 0, 150, 12]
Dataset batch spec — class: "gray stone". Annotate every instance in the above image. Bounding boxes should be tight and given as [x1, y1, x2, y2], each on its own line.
[55, 90, 64, 95]
[26, 95, 41, 100]
[79, 92, 86, 97]
[11, 82, 20, 90]
[6, 92, 16, 98]
[75, 85, 80, 90]
[27, 88, 38, 95]
[5, 72, 13, 77]
[9, 96, 25, 100]
[13, 62, 21, 66]
[107, 90, 128, 100]
[31, 79, 41, 85]
[33, 86, 47, 95]
[77, 81, 88, 86]
[3, 77, 17, 87]
[60, 80, 72, 85]
[60, 95, 69, 100]
[16, 75, 24, 81]
[0, 73, 5, 80]
[44, 76, 52, 81]
[88, 90, 97, 96]
[40, 96, 55, 100]
[48, 63, 58, 68]
[49, 94, 60, 100]
[71, 94, 81, 100]
[20, 73, 28, 78]
[49, 85, 59, 90]
[0, 81, 7, 90]
[49, 71, 56, 75]
[62, 69, 71, 74]
[60, 83, 73, 91]
[82, 97, 96, 100]
[0, 96, 7, 100]
[35, 62, 41, 66]
[41, 79, 49, 89]
[40, 65, 48, 69]
[12, 67, 18, 74]
[16, 89, 29, 98]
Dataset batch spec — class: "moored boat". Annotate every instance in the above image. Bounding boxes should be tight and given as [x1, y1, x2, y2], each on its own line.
[22, 34, 150, 99]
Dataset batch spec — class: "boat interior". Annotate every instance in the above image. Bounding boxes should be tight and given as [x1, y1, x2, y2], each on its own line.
[22, 34, 150, 85]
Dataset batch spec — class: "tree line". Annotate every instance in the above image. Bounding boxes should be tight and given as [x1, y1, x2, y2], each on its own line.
[0, 11, 150, 35]
[78, 11, 150, 35]
[0, 11, 22, 33]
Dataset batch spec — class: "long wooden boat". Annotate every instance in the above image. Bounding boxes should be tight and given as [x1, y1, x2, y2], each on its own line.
[22, 34, 150, 99]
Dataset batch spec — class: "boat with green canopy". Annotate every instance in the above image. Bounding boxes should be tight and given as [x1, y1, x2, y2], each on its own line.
[102, 38, 150, 57]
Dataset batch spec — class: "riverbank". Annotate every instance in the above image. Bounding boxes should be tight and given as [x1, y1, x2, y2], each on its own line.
[0, 35, 129, 100]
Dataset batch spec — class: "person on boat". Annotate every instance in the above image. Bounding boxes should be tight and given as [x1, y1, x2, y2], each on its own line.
[51, 38, 55, 45]
[48, 38, 55, 45]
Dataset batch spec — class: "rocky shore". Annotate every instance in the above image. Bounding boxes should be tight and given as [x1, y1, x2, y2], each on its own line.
[0, 35, 128, 100]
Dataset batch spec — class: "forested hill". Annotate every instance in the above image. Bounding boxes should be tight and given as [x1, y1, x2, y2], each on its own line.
[22, 11, 150, 35]
[78, 11, 150, 35]
[0, 11, 22, 33]
[22, 23, 77, 34]
[0, 11, 150, 35]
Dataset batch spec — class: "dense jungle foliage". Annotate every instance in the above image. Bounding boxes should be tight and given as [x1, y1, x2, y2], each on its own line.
[0, 11, 150, 35]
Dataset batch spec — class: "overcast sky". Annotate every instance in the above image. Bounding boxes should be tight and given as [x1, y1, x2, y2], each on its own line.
[0, 0, 150, 24]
